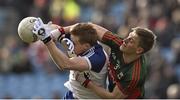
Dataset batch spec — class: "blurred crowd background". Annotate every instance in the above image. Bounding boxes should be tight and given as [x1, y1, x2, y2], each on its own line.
[0, 0, 179, 99]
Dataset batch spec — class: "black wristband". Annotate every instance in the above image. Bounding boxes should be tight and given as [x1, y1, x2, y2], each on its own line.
[43, 36, 52, 44]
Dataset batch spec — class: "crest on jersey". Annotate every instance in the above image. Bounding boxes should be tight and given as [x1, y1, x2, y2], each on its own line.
[117, 72, 124, 80]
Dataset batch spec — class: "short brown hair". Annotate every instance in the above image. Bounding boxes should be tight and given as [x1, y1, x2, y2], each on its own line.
[70, 23, 98, 46]
[132, 27, 156, 53]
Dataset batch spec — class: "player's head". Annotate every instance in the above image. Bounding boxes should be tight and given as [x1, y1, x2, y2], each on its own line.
[70, 23, 98, 55]
[120, 27, 156, 55]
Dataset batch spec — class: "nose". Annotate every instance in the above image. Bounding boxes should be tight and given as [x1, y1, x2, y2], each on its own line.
[123, 38, 130, 44]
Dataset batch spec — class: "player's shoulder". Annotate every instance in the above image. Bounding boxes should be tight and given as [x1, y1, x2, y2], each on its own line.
[80, 43, 103, 57]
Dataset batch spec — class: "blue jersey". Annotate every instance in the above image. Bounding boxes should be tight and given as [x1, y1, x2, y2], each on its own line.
[80, 43, 107, 72]
[64, 43, 108, 99]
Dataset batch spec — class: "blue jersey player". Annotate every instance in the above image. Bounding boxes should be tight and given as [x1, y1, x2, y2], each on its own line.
[32, 18, 108, 99]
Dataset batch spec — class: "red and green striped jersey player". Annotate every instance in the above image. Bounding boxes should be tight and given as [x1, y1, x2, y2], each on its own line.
[75, 23, 156, 99]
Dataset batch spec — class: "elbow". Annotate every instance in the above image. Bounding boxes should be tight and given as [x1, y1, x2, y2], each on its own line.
[52, 59, 65, 70]
[56, 63, 69, 71]
[54, 62, 65, 71]
[101, 93, 116, 99]
[60, 65, 70, 70]
[58, 65, 66, 71]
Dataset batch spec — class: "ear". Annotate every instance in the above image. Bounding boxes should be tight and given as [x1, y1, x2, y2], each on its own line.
[136, 47, 144, 54]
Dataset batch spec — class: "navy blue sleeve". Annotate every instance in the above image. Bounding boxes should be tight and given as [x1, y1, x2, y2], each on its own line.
[88, 49, 106, 73]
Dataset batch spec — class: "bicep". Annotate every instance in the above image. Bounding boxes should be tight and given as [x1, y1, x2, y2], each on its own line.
[67, 51, 107, 72]
[66, 57, 90, 71]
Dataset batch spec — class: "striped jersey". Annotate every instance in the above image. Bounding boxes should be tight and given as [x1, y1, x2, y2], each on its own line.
[64, 43, 108, 99]
[102, 32, 148, 98]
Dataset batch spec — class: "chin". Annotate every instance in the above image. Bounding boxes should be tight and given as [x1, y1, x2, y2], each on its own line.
[120, 46, 125, 51]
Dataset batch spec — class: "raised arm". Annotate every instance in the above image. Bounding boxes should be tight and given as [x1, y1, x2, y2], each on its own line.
[50, 23, 79, 41]
[50, 22, 110, 42]
[75, 72, 127, 99]
[88, 22, 110, 41]
[86, 82, 127, 99]
[45, 40, 90, 71]
[33, 19, 90, 71]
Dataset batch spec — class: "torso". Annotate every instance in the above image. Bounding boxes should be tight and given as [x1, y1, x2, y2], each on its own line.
[101, 32, 147, 98]
[64, 43, 109, 99]
[108, 49, 147, 98]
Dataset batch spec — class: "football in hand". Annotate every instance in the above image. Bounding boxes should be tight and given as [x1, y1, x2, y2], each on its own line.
[18, 17, 38, 43]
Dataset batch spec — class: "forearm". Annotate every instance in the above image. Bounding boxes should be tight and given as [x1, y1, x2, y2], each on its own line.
[87, 81, 114, 99]
[45, 40, 71, 70]
[50, 23, 79, 41]
[87, 81, 127, 99]
[63, 23, 79, 33]
[88, 22, 110, 41]
[51, 22, 109, 42]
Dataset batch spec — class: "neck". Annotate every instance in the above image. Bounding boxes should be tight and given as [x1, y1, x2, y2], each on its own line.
[78, 46, 92, 56]
[123, 53, 141, 64]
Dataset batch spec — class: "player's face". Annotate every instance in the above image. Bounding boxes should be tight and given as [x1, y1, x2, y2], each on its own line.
[71, 35, 90, 55]
[120, 31, 143, 54]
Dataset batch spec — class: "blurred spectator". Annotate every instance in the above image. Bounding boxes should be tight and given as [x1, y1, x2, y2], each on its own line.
[171, 38, 180, 66]
[167, 84, 180, 99]
[62, 0, 80, 24]
[30, 0, 50, 23]
[11, 48, 33, 74]
[0, 46, 13, 73]
[27, 41, 61, 74]
[49, 0, 65, 24]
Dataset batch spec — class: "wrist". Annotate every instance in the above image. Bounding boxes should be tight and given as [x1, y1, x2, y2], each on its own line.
[45, 39, 55, 47]
[42, 36, 52, 44]
[57, 27, 65, 41]
[51, 27, 65, 41]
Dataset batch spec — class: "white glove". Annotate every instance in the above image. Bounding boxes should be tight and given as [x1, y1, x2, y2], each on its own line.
[32, 18, 52, 43]
[74, 71, 91, 88]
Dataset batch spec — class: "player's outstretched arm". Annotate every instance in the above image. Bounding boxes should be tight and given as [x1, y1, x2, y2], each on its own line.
[87, 22, 110, 41]
[50, 23, 79, 41]
[86, 82, 127, 99]
[45, 40, 90, 71]
[64, 22, 110, 41]
[50, 22, 110, 42]
[75, 71, 127, 99]
[33, 18, 90, 71]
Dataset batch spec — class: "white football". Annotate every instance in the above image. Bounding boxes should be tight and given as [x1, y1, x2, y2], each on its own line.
[18, 17, 38, 43]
